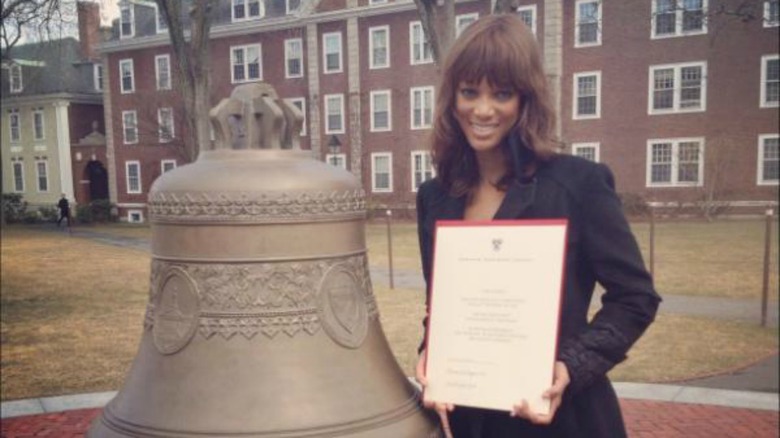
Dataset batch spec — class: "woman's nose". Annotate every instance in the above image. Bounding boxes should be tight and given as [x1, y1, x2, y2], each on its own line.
[474, 96, 495, 117]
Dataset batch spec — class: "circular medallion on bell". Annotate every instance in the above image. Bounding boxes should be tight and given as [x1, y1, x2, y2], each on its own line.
[318, 264, 368, 349]
[152, 267, 200, 355]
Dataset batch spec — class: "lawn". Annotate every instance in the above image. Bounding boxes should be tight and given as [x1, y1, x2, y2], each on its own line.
[1, 219, 778, 401]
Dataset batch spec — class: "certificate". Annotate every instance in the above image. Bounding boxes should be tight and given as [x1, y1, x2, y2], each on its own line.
[423, 219, 568, 414]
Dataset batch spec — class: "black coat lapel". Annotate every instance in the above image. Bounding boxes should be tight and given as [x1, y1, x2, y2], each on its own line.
[493, 178, 537, 220]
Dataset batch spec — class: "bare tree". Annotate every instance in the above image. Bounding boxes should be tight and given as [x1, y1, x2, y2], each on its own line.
[0, 0, 75, 59]
[155, 0, 215, 162]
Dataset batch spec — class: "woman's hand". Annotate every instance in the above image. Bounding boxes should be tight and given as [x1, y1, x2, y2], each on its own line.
[416, 351, 455, 438]
[510, 361, 570, 424]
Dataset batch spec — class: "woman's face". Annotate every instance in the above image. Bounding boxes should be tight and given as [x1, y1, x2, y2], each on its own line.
[454, 78, 521, 156]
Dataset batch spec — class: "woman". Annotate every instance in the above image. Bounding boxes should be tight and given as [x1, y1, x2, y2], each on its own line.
[415, 14, 660, 438]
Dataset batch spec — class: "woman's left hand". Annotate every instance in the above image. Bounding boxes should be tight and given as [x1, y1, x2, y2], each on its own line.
[510, 361, 570, 425]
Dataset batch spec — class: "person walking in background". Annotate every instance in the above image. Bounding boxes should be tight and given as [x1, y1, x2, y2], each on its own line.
[57, 194, 71, 227]
[414, 14, 661, 437]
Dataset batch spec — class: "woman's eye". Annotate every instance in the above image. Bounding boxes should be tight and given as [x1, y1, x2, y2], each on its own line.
[459, 88, 478, 98]
[495, 90, 514, 101]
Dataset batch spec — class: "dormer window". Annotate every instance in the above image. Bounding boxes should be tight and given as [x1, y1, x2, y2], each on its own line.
[232, 0, 264, 21]
[10, 64, 22, 93]
[120, 5, 134, 38]
[156, 6, 168, 34]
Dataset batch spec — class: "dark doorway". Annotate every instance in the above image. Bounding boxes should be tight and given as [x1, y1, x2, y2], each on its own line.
[86, 160, 108, 201]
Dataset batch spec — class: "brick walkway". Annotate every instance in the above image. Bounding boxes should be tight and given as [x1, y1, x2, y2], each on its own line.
[1, 400, 778, 437]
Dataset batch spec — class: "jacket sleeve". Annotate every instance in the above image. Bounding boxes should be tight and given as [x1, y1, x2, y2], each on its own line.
[416, 183, 433, 353]
[557, 163, 661, 394]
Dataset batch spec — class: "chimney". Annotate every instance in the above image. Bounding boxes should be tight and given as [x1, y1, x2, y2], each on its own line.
[77, 1, 101, 60]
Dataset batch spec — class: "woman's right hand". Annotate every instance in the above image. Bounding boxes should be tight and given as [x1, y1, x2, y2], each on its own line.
[416, 351, 455, 438]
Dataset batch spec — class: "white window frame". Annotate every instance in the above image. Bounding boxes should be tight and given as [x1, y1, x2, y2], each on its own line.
[371, 152, 393, 193]
[411, 86, 434, 130]
[572, 142, 601, 162]
[646, 137, 705, 187]
[230, 44, 263, 83]
[575, 0, 602, 47]
[370, 90, 392, 132]
[32, 108, 45, 141]
[119, 59, 135, 94]
[516, 5, 537, 35]
[155, 54, 171, 90]
[120, 5, 134, 39]
[326, 153, 347, 169]
[322, 32, 343, 74]
[35, 160, 48, 192]
[285, 38, 304, 78]
[648, 61, 707, 114]
[286, 0, 301, 14]
[9, 110, 20, 142]
[155, 5, 168, 33]
[12, 161, 24, 192]
[158, 107, 175, 143]
[369, 26, 390, 69]
[369, 0, 388, 4]
[285, 97, 307, 136]
[757, 134, 779, 185]
[410, 150, 435, 192]
[324, 94, 345, 134]
[122, 110, 138, 145]
[126, 161, 142, 194]
[232, 0, 264, 22]
[760, 54, 779, 108]
[10, 64, 22, 93]
[93, 63, 103, 91]
[410, 21, 433, 65]
[651, 0, 708, 39]
[456, 13, 479, 37]
[161, 159, 177, 173]
[765, 1, 780, 26]
[127, 209, 144, 223]
[573, 71, 601, 119]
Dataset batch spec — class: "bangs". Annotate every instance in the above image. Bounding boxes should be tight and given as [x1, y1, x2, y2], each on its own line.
[449, 26, 528, 91]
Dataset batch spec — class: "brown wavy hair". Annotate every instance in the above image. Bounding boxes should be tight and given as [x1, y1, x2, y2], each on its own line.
[431, 14, 557, 196]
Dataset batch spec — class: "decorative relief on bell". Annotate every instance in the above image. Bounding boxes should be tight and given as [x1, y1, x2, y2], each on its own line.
[318, 264, 369, 349]
[152, 267, 200, 355]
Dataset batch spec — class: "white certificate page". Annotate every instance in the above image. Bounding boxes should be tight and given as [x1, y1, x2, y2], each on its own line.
[424, 220, 568, 414]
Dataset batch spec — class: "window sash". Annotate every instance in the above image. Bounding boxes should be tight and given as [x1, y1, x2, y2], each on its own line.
[158, 108, 174, 142]
[412, 87, 433, 129]
[412, 151, 434, 190]
[120, 60, 134, 93]
[232, 45, 261, 82]
[156, 55, 171, 90]
[123, 111, 138, 144]
[120, 6, 133, 37]
[9, 113, 21, 142]
[127, 162, 141, 193]
[285, 39, 303, 77]
[33, 111, 44, 140]
[325, 95, 344, 133]
[324, 33, 342, 73]
[36, 161, 48, 192]
[576, 1, 600, 45]
[653, 0, 707, 36]
[372, 154, 392, 191]
[411, 22, 432, 64]
[648, 139, 703, 186]
[12, 162, 24, 192]
[10, 65, 22, 92]
[371, 91, 390, 131]
[763, 57, 779, 106]
[650, 63, 705, 113]
[370, 28, 389, 68]
[760, 136, 779, 183]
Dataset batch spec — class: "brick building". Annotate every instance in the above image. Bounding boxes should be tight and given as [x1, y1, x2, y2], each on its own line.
[98, 0, 778, 222]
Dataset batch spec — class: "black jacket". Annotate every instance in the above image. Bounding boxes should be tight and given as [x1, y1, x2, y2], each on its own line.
[416, 154, 661, 437]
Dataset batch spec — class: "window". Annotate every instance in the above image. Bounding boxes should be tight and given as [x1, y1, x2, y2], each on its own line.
[517, 5, 537, 35]
[326, 153, 347, 169]
[122, 110, 138, 144]
[652, 0, 707, 38]
[232, 0, 264, 21]
[369, 26, 390, 69]
[12, 162, 24, 192]
[94, 63, 103, 91]
[456, 13, 479, 37]
[120, 5, 134, 38]
[758, 134, 779, 184]
[369, 0, 388, 4]
[761, 54, 779, 108]
[158, 108, 175, 142]
[33, 108, 45, 140]
[231, 44, 262, 83]
[371, 153, 393, 192]
[285, 98, 307, 136]
[9, 109, 20, 142]
[649, 62, 706, 114]
[324, 94, 345, 134]
[647, 138, 704, 187]
[126, 161, 142, 194]
[128, 210, 144, 223]
[10, 64, 22, 93]
[323, 32, 343, 74]
[766, 1, 780, 26]
[410, 21, 433, 65]
[572, 142, 600, 162]
[161, 160, 177, 173]
[411, 86, 434, 129]
[575, 0, 601, 47]
[156, 54, 171, 90]
[573, 72, 601, 119]
[411, 151, 434, 191]
[155, 6, 168, 33]
[287, 0, 301, 14]
[119, 59, 134, 93]
[285, 38, 304, 78]
[370, 90, 392, 131]
[35, 160, 48, 192]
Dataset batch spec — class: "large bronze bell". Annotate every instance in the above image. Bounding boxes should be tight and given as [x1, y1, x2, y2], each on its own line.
[88, 83, 440, 437]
